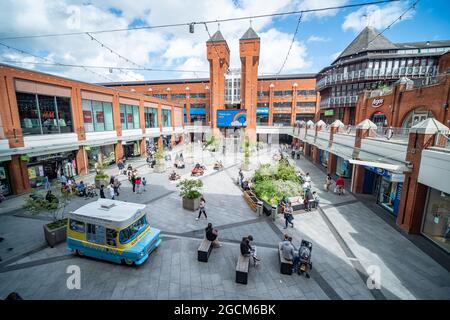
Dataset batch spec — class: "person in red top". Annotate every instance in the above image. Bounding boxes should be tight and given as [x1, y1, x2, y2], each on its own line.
[336, 175, 345, 196]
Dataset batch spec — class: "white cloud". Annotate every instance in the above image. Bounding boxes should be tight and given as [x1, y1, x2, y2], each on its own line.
[342, 2, 415, 33]
[307, 35, 330, 42]
[0, 0, 339, 82]
[296, 0, 349, 20]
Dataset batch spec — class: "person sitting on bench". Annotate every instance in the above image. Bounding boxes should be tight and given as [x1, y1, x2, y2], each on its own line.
[192, 163, 204, 176]
[240, 235, 260, 266]
[169, 170, 180, 181]
[280, 235, 299, 273]
[205, 223, 221, 248]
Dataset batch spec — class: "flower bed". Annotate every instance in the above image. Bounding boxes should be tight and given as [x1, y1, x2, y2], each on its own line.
[252, 159, 303, 211]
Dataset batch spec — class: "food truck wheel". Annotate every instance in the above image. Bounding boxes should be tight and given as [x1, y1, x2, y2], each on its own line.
[75, 249, 84, 256]
[123, 258, 135, 266]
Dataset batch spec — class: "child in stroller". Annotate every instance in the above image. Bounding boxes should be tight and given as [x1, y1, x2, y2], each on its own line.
[297, 240, 312, 278]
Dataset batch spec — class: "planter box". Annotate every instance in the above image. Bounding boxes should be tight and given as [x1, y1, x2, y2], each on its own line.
[44, 223, 67, 248]
[94, 179, 108, 189]
[182, 197, 200, 211]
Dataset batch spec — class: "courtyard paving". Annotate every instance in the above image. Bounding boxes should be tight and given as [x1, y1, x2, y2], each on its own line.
[0, 143, 449, 300]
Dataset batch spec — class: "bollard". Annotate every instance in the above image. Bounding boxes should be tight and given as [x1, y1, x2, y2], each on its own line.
[271, 205, 278, 221]
[257, 201, 263, 217]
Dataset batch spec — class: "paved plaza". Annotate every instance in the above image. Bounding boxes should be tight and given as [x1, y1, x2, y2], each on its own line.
[0, 144, 449, 300]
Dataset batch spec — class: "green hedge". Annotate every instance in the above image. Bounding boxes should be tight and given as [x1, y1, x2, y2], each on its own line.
[253, 161, 302, 205]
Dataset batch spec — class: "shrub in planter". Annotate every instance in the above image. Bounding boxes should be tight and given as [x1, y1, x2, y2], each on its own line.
[177, 179, 203, 211]
[23, 189, 74, 247]
[94, 170, 109, 188]
[153, 146, 166, 173]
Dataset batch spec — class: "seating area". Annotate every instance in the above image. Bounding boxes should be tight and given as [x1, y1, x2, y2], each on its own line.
[278, 242, 293, 275]
[235, 254, 250, 284]
[243, 190, 259, 212]
[197, 239, 213, 262]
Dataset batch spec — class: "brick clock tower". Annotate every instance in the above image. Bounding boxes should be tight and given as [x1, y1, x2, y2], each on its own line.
[240, 28, 260, 143]
[207, 30, 230, 138]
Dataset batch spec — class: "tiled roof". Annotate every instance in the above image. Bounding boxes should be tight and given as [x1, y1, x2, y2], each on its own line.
[338, 26, 397, 59]
[240, 27, 259, 40]
[207, 30, 226, 42]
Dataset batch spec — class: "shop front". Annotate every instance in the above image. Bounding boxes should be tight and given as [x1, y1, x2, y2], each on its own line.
[26, 151, 77, 188]
[421, 188, 450, 253]
[123, 141, 141, 158]
[362, 166, 404, 216]
[162, 135, 172, 150]
[336, 156, 352, 178]
[0, 162, 12, 196]
[86, 144, 115, 171]
[319, 149, 329, 168]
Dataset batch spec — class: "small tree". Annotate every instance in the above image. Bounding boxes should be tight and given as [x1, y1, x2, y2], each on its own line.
[154, 144, 165, 164]
[243, 135, 250, 166]
[23, 188, 75, 225]
[176, 179, 203, 199]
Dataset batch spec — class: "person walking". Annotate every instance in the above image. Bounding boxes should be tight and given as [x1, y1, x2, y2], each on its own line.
[283, 202, 294, 229]
[205, 223, 221, 248]
[325, 174, 332, 192]
[135, 176, 142, 194]
[99, 185, 106, 199]
[142, 177, 147, 191]
[336, 175, 345, 196]
[108, 183, 115, 200]
[113, 176, 120, 196]
[117, 159, 124, 175]
[238, 169, 244, 188]
[312, 191, 320, 209]
[44, 175, 51, 190]
[196, 196, 207, 220]
[304, 189, 314, 212]
[131, 172, 136, 193]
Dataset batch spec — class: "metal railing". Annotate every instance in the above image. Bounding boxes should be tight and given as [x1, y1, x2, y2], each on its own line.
[316, 66, 438, 89]
[370, 127, 410, 142]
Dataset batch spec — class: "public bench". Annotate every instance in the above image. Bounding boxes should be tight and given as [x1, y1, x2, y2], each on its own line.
[243, 190, 259, 212]
[235, 254, 250, 284]
[197, 239, 213, 262]
[278, 243, 293, 275]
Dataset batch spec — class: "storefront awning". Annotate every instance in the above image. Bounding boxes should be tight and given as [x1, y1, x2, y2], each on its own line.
[348, 159, 412, 172]
[81, 138, 118, 147]
[25, 144, 80, 157]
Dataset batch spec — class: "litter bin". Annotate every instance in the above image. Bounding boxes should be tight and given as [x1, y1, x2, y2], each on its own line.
[271, 205, 278, 221]
[256, 201, 263, 217]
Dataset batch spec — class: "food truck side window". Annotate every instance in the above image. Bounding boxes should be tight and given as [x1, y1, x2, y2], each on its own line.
[106, 229, 118, 247]
[70, 219, 85, 233]
[119, 216, 148, 244]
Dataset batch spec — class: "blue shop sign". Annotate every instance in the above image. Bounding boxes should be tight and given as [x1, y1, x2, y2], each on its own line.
[256, 107, 269, 116]
[364, 166, 405, 182]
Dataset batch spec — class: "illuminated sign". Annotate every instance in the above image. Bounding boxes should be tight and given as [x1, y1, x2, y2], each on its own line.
[372, 98, 384, 108]
[217, 109, 247, 127]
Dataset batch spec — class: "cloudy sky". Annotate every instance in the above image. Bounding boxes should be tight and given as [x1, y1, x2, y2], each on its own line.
[0, 0, 449, 83]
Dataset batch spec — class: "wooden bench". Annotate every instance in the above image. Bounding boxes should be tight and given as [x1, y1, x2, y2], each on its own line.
[235, 255, 250, 284]
[278, 243, 293, 275]
[243, 190, 259, 212]
[197, 239, 213, 262]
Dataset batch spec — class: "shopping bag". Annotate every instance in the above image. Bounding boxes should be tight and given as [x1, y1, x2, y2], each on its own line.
[323, 184, 327, 190]
[333, 187, 337, 193]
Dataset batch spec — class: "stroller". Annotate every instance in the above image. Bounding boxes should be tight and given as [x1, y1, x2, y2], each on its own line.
[297, 240, 313, 278]
[86, 185, 98, 198]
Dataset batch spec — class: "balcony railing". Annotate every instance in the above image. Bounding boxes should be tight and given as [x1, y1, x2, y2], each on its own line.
[369, 127, 411, 142]
[316, 66, 438, 90]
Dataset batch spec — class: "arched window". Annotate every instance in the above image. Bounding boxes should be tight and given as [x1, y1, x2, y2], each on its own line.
[402, 107, 434, 128]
